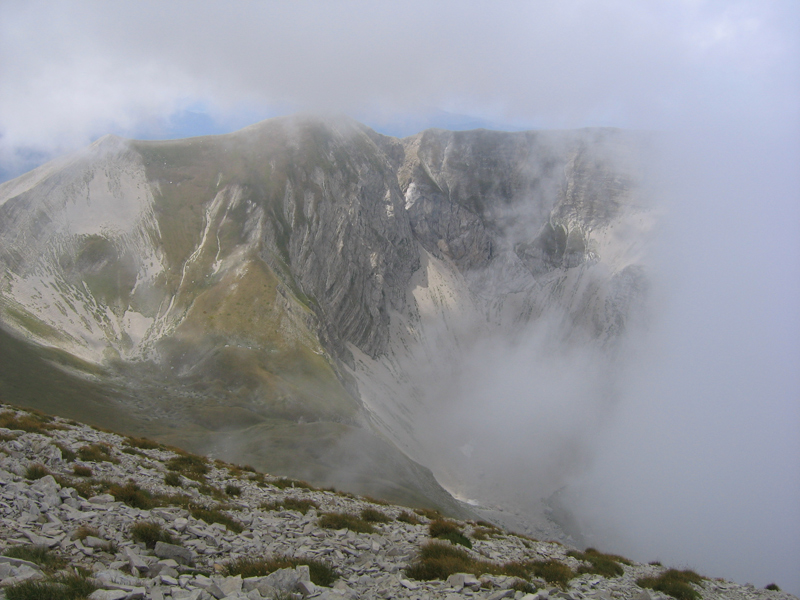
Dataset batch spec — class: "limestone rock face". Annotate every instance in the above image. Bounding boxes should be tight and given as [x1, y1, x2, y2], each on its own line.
[261, 118, 420, 361]
[0, 114, 653, 525]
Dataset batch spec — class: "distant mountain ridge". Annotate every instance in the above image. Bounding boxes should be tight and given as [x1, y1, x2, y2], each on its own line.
[0, 115, 653, 536]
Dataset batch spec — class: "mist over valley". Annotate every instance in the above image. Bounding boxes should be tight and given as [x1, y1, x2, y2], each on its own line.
[1, 1, 798, 596]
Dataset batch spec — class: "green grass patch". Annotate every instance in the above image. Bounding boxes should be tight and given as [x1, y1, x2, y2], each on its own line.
[567, 548, 627, 578]
[405, 541, 489, 581]
[249, 472, 266, 486]
[130, 522, 176, 549]
[197, 482, 226, 500]
[164, 472, 182, 486]
[109, 481, 154, 510]
[3, 545, 66, 572]
[0, 410, 61, 435]
[71, 465, 92, 477]
[318, 512, 375, 534]
[261, 497, 318, 514]
[636, 569, 705, 600]
[429, 519, 472, 548]
[125, 435, 160, 450]
[159, 493, 195, 509]
[5, 571, 97, 600]
[414, 507, 442, 520]
[166, 453, 209, 479]
[224, 483, 242, 496]
[225, 555, 337, 587]
[405, 541, 555, 583]
[68, 477, 113, 499]
[471, 526, 500, 541]
[360, 507, 390, 523]
[397, 511, 422, 525]
[54, 444, 76, 462]
[121, 447, 145, 457]
[271, 477, 314, 490]
[190, 507, 244, 533]
[25, 463, 49, 480]
[529, 559, 575, 588]
[77, 443, 117, 463]
[362, 495, 390, 506]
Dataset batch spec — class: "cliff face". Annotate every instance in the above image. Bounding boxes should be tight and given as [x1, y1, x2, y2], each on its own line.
[0, 115, 653, 528]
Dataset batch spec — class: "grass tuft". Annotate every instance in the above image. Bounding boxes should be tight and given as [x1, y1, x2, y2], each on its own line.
[567, 548, 627, 578]
[3, 545, 66, 572]
[163, 472, 182, 486]
[405, 541, 558, 584]
[190, 507, 244, 533]
[225, 555, 337, 587]
[429, 519, 472, 548]
[362, 495, 390, 506]
[125, 435, 160, 449]
[224, 483, 242, 496]
[166, 453, 209, 479]
[108, 481, 154, 510]
[261, 497, 318, 514]
[271, 477, 314, 490]
[636, 569, 704, 600]
[77, 443, 117, 463]
[0, 410, 62, 434]
[55, 444, 76, 462]
[471, 526, 499, 541]
[405, 541, 482, 581]
[25, 463, 49, 480]
[397, 511, 423, 525]
[318, 512, 375, 534]
[5, 573, 97, 600]
[529, 559, 574, 588]
[71, 464, 92, 477]
[130, 522, 175, 549]
[414, 507, 442, 520]
[360, 507, 391, 523]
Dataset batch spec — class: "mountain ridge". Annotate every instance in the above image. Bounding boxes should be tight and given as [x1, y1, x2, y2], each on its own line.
[0, 114, 653, 537]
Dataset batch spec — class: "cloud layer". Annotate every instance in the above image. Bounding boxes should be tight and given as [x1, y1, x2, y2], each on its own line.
[2, 1, 797, 156]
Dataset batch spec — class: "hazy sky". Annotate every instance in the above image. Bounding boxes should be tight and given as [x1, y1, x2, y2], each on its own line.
[2, 0, 799, 594]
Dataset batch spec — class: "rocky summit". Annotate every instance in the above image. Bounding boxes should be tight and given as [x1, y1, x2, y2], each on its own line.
[0, 405, 794, 600]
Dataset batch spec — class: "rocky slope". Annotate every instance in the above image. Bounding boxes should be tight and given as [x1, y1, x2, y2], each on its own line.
[0, 114, 653, 531]
[1, 405, 794, 600]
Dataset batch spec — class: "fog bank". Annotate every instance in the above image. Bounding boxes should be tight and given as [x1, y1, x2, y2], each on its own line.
[565, 123, 800, 592]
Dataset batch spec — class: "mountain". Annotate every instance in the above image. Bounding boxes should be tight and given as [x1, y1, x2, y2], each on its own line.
[0, 114, 652, 537]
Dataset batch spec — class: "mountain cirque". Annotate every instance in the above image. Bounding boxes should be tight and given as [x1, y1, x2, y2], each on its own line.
[0, 406, 794, 600]
[0, 114, 655, 525]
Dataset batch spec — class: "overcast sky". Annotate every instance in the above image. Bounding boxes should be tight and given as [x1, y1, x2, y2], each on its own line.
[1, 0, 799, 594]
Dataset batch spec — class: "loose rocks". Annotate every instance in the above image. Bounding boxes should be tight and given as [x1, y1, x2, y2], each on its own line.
[0, 405, 796, 600]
